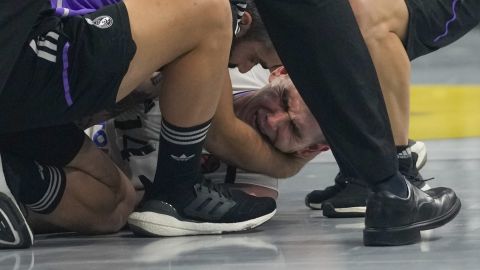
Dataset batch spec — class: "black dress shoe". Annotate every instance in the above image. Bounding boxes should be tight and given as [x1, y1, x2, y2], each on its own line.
[306, 140, 430, 217]
[363, 180, 461, 246]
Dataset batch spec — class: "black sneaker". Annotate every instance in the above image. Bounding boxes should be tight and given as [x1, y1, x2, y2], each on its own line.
[128, 178, 277, 236]
[304, 172, 350, 210]
[0, 154, 33, 249]
[320, 172, 431, 218]
[398, 140, 430, 190]
[305, 140, 430, 217]
[321, 178, 370, 218]
[363, 180, 461, 246]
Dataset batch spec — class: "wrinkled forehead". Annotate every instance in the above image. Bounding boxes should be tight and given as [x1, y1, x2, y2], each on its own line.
[264, 77, 326, 145]
[269, 74, 293, 88]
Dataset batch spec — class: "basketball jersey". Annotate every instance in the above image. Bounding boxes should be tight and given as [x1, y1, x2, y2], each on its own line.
[86, 66, 276, 191]
[51, 0, 247, 36]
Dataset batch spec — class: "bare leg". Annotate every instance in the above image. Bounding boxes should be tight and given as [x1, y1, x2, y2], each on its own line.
[8, 0, 237, 238]
[28, 138, 137, 234]
[118, 0, 232, 125]
[351, 0, 411, 146]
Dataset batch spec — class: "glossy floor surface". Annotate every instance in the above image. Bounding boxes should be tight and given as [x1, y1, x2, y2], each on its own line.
[2, 26, 480, 270]
[2, 138, 480, 270]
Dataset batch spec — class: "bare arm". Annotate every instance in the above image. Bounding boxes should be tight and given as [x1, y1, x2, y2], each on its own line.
[205, 72, 308, 178]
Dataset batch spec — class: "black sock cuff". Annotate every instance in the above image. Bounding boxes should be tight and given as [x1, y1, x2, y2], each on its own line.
[24, 163, 66, 215]
[396, 145, 409, 153]
[161, 118, 212, 132]
[2, 153, 66, 215]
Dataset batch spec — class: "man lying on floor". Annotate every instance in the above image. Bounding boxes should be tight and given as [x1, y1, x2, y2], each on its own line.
[88, 66, 330, 203]
[20, 64, 427, 237]
[23, 65, 326, 235]
[99, 63, 430, 203]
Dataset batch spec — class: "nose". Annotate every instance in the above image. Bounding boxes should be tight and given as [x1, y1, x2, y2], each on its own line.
[267, 111, 290, 130]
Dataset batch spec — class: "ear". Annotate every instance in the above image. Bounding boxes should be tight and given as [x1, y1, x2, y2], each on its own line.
[295, 144, 330, 160]
[268, 66, 288, 82]
[235, 12, 253, 38]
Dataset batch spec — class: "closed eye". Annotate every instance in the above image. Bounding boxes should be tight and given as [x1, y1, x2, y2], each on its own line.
[290, 122, 302, 140]
[281, 89, 289, 110]
[281, 89, 303, 139]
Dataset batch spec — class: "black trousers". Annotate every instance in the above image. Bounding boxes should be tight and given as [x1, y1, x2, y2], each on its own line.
[256, 0, 398, 184]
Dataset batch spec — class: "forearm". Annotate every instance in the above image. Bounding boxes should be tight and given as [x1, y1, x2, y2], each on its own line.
[206, 118, 306, 178]
[205, 73, 307, 178]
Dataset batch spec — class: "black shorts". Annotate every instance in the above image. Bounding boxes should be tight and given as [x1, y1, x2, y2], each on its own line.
[0, 2, 136, 133]
[0, 123, 85, 166]
[405, 0, 480, 60]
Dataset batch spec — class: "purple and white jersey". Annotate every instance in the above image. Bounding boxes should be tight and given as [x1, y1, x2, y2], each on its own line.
[50, 0, 247, 36]
[51, 0, 120, 16]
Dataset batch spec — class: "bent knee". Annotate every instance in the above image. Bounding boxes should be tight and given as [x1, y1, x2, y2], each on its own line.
[197, 0, 233, 29]
[69, 176, 136, 234]
[350, 2, 386, 41]
[95, 185, 136, 233]
[86, 211, 130, 234]
[82, 194, 135, 234]
[350, 0, 407, 42]
[198, 0, 234, 50]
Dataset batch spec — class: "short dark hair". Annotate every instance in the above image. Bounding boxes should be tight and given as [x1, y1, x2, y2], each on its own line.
[240, 0, 273, 46]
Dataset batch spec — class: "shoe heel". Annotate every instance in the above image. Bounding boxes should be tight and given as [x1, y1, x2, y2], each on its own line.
[363, 228, 421, 246]
[0, 194, 33, 249]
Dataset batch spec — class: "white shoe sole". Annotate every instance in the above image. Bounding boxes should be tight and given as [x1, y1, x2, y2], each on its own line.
[128, 209, 276, 237]
[0, 156, 34, 249]
[410, 141, 427, 170]
[307, 202, 322, 210]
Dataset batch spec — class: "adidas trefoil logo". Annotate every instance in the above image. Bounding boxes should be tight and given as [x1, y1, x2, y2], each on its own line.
[170, 154, 195, 162]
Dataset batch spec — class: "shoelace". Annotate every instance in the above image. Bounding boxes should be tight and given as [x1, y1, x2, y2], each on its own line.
[138, 173, 235, 201]
[197, 178, 233, 199]
[404, 173, 435, 183]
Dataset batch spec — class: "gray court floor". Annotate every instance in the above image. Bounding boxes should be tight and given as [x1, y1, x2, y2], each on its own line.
[2, 138, 479, 270]
[2, 25, 479, 270]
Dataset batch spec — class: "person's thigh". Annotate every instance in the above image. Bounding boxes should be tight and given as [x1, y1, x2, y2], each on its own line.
[0, 124, 136, 233]
[28, 158, 136, 234]
[0, 123, 85, 166]
[1, 0, 232, 133]
[0, 3, 136, 133]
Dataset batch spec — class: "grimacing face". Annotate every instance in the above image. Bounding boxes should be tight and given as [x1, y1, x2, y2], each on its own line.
[233, 67, 329, 156]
